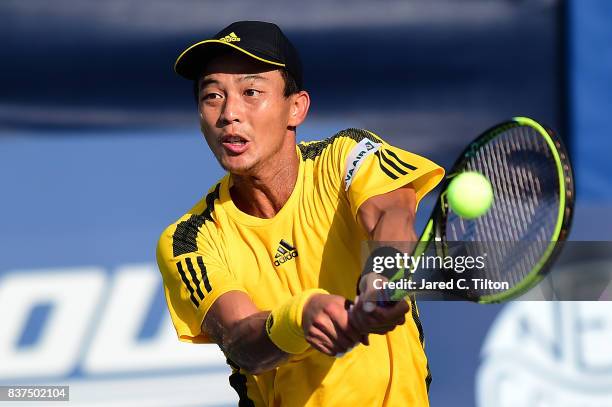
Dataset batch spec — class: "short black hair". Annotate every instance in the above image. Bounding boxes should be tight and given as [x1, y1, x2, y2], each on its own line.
[192, 68, 300, 104]
[279, 68, 300, 97]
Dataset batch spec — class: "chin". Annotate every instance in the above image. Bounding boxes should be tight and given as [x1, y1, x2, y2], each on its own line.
[219, 156, 256, 175]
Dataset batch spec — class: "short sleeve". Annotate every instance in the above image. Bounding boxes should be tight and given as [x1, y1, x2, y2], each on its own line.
[338, 129, 444, 219]
[156, 223, 248, 343]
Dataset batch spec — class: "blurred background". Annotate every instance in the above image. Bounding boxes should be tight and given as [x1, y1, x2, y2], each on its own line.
[1, 0, 611, 405]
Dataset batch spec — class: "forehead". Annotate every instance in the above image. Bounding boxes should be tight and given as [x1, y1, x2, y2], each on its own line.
[199, 51, 283, 84]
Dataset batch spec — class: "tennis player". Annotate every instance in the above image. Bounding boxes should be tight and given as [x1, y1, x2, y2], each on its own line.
[157, 21, 444, 406]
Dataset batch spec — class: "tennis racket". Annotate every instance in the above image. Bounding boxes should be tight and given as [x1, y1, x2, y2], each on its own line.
[361, 116, 575, 304]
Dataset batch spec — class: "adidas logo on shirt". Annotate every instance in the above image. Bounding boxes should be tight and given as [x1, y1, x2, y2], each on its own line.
[220, 32, 241, 42]
[274, 239, 298, 266]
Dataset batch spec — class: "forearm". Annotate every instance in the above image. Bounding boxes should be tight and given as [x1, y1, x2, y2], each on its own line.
[220, 290, 357, 364]
[203, 291, 290, 375]
[205, 289, 329, 373]
[349, 186, 419, 336]
[358, 188, 418, 298]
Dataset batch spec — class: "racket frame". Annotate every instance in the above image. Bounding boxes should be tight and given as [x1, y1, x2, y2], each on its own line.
[412, 116, 575, 303]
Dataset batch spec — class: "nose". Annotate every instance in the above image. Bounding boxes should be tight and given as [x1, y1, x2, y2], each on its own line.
[218, 93, 242, 126]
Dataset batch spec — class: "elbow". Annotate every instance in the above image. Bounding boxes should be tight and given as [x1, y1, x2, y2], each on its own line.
[224, 332, 276, 375]
[212, 310, 286, 375]
[242, 362, 274, 376]
[228, 352, 276, 375]
[373, 207, 417, 241]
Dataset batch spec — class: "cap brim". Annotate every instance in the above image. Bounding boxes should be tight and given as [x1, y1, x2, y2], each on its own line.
[174, 40, 286, 80]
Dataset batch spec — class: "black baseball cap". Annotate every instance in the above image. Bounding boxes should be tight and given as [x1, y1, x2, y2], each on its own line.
[174, 21, 303, 89]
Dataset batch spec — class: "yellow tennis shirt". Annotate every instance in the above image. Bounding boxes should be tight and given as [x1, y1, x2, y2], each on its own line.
[157, 128, 444, 406]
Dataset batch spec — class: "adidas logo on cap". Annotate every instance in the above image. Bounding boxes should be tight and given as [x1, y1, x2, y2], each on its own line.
[274, 239, 298, 266]
[220, 32, 241, 42]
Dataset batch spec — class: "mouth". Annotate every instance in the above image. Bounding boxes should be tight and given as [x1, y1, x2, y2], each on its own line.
[221, 134, 248, 145]
[220, 134, 250, 154]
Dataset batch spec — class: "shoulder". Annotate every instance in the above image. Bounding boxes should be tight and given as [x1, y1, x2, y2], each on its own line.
[297, 128, 383, 161]
[297, 129, 386, 191]
[157, 179, 224, 260]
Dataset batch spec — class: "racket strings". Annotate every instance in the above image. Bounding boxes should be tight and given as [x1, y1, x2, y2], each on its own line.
[445, 125, 561, 297]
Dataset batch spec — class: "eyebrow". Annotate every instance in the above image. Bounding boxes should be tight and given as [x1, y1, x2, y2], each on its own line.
[239, 74, 268, 82]
[199, 74, 268, 90]
[199, 78, 219, 90]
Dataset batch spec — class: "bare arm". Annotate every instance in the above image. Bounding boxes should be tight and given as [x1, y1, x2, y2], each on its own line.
[349, 184, 418, 334]
[203, 291, 363, 373]
[357, 183, 418, 242]
[202, 291, 285, 375]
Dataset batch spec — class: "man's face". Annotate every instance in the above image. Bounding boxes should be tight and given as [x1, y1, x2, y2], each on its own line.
[197, 52, 295, 175]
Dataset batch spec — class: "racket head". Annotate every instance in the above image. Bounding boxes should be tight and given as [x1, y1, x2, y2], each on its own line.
[427, 116, 575, 303]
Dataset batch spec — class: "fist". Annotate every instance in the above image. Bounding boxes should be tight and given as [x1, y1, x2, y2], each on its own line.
[302, 294, 365, 356]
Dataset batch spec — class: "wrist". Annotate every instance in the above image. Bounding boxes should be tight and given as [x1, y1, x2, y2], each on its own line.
[265, 288, 329, 354]
[362, 246, 404, 285]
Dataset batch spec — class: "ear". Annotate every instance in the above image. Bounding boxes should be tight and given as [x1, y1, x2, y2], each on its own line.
[287, 91, 310, 128]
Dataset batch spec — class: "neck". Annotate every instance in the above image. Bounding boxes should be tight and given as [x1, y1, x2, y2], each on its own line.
[230, 146, 299, 218]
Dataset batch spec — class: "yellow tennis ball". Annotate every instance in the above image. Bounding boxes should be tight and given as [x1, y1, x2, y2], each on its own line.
[447, 171, 493, 219]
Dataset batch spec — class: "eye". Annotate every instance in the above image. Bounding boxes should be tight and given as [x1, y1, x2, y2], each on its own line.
[201, 92, 222, 102]
[244, 89, 261, 97]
